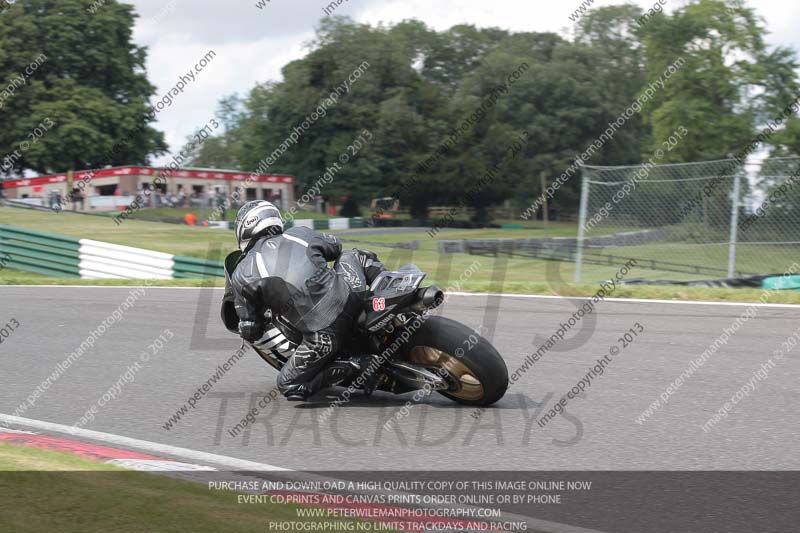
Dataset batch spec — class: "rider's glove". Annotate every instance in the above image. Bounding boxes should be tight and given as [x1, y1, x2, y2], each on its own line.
[238, 320, 264, 342]
[353, 248, 378, 264]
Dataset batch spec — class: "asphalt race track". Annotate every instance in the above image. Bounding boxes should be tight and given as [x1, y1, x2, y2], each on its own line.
[1, 286, 798, 471]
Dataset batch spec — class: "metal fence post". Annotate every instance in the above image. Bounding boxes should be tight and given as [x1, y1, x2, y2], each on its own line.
[540, 171, 549, 237]
[727, 169, 742, 278]
[575, 173, 590, 283]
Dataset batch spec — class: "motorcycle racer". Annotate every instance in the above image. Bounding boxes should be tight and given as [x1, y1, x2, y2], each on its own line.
[230, 200, 385, 401]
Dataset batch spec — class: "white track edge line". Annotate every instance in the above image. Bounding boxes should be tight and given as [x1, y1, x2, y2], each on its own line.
[2, 285, 798, 308]
[445, 291, 800, 308]
[0, 413, 289, 471]
[0, 414, 604, 533]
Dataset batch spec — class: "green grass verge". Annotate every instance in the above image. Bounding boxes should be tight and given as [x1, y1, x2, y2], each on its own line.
[0, 206, 234, 259]
[0, 442, 123, 472]
[337, 221, 620, 242]
[119, 207, 336, 223]
[2, 206, 798, 303]
[602, 242, 799, 279]
[2, 266, 798, 303]
[0, 268, 223, 286]
[0, 442, 392, 533]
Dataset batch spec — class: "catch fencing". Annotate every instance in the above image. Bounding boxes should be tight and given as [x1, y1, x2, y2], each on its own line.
[575, 157, 800, 282]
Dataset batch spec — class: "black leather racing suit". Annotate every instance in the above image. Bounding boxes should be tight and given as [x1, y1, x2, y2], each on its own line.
[231, 226, 384, 399]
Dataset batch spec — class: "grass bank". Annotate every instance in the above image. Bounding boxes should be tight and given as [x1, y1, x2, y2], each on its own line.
[0, 441, 391, 532]
[1, 206, 797, 303]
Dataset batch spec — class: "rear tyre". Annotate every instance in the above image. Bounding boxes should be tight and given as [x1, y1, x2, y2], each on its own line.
[400, 316, 508, 406]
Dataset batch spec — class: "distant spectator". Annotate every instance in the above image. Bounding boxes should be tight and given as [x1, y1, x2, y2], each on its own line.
[49, 190, 62, 209]
[215, 190, 226, 220]
[72, 188, 85, 211]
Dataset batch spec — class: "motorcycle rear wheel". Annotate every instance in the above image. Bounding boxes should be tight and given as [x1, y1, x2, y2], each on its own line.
[402, 316, 508, 406]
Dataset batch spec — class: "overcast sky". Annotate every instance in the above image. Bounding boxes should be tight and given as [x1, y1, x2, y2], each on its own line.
[125, 0, 800, 166]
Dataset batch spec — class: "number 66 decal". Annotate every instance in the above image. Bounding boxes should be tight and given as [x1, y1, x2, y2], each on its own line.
[372, 297, 386, 311]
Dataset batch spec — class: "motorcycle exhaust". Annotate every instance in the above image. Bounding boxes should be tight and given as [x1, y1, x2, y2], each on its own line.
[414, 286, 444, 311]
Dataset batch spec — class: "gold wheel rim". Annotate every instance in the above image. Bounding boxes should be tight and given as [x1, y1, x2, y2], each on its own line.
[408, 346, 484, 401]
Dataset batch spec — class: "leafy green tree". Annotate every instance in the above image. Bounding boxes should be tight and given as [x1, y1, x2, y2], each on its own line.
[421, 24, 508, 90]
[770, 118, 800, 157]
[637, 0, 799, 162]
[187, 6, 799, 224]
[576, 4, 649, 164]
[0, 0, 165, 176]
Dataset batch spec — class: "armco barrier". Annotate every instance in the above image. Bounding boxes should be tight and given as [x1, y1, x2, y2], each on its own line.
[173, 255, 225, 278]
[194, 217, 366, 231]
[291, 218, 366, 231]
[0, 224, 223, 279]
[0, 225, 81, 277]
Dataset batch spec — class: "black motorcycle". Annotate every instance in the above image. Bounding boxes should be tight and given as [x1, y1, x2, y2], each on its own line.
[220, 251, 508, 406]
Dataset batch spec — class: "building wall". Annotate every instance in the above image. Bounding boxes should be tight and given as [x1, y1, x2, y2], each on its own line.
[2, 167, 296, 211]
[118, 175, 139, 195]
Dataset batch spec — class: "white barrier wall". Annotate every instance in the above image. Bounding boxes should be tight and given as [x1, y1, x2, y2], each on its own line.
[292, 219, 315, 229]
[328, 218, 350, 230]
[88, 196, 137, 209]
[78, 239, 175, 279]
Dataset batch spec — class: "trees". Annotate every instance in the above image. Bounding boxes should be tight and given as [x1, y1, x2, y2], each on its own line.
[637, 0, 800, 162]
[576, 4, 649, 165]
[0, 0, 165, 177]
[188, 4, 799, 223]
